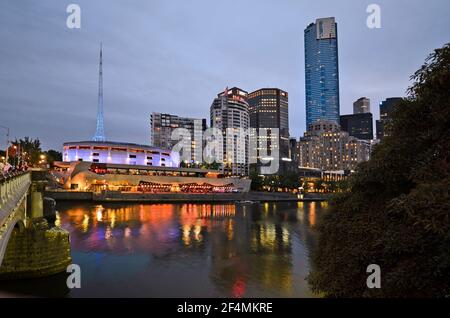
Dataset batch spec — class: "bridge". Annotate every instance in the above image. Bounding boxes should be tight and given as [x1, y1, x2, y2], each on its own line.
[0, 170, 71, 279]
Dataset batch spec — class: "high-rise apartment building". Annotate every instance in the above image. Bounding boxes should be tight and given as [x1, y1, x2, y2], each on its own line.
[210, 87, 250, 176]
[304, 17, 340, 128]
[248, 88, 290, 174]
[150, 112, 207, 164]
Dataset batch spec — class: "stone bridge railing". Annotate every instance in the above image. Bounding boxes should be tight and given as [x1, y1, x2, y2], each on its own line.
[0, 171, 32, 266]
[0, 171, 31, 227]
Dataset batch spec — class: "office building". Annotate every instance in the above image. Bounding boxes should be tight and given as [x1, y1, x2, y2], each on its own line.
[376, 97, 403, 140]
[340, 113, 374, 140]
[304, 17, 340, 128]
[353, 97, 370, 114]
[248, 88, 290, 174]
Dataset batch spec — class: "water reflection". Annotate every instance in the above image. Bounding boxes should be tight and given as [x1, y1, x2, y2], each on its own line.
[0, 201, 327, 298]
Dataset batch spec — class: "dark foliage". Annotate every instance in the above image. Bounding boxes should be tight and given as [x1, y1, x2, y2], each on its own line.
[308, 44, 450, 297]
[44, 149, 63, 166]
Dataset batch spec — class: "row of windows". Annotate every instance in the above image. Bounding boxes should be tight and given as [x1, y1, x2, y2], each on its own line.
[66, 146, 168, 156]
[81, 158, 165, 167]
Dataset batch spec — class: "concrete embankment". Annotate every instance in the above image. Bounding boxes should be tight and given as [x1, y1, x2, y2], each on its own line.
[45, 190, 330, 203]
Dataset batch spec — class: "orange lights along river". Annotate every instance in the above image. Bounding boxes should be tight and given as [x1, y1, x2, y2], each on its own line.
[0, 201, 328, 298]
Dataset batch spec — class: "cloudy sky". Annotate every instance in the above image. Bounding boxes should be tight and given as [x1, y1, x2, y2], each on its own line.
[0, 0, 448, 150]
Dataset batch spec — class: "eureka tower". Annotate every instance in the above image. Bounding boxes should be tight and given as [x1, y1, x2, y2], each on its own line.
[304, 17, 340, 128]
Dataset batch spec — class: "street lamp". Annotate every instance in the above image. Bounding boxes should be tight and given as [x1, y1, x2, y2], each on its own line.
[0, 125, 9, 164]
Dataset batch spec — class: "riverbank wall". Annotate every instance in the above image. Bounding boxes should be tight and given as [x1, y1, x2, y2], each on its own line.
[45, 190, 330, 203]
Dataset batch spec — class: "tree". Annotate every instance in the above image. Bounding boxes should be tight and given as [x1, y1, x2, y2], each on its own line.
[280, 173, 301, 190]
[313, 179, 325, 192]
[180, 161, 188, 168]
[249, 169, 263, 191]
[10, 137, 42, 166]
[200, 162, 220, 170]
[44, 149, 63, 167]
[308, 44, 450, 297]
[327, 181, 338, 193]
[260, 175, 278, 191]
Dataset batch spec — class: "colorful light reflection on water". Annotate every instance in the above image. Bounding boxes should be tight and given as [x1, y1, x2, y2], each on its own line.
[0, 201, 327, 298]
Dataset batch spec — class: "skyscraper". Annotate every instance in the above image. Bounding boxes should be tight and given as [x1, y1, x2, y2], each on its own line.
[210, 87, 250, 176]
[376, 97, 403, 140]
[93, 43, 106, 142]
[304, 17, 340, 128]
[150, 112, 207, 164]
[248, 88, 290, 174]
[353, 97, 370, 114]
[340, 113, 374, 140]
[339, 97, 374, 141]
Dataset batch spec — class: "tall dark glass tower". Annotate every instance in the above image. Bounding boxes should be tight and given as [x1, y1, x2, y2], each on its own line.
[93, 43, 106, 142]
[376, 97, 403, 140]
[248, 88, 290, 173]
[304, 17, 340, 128]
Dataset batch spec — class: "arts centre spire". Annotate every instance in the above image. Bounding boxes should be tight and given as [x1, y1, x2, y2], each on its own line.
[93, 42, 106, 142]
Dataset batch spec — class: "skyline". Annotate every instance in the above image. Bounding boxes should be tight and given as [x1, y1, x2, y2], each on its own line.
[0, 0, 449, 150]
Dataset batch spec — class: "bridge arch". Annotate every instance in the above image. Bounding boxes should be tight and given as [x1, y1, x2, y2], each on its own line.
[14, 219, 25, 231]
[0, 217, 24, 266]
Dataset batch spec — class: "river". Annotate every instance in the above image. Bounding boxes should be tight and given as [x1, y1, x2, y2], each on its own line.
[0, 201, 327, 298]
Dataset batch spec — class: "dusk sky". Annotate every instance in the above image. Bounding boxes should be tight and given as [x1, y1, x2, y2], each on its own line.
[0, 0, 448, 150]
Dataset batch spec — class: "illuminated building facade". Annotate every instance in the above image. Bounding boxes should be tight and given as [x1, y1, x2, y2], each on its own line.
[63, 141, 180, 168]
[248, 88, 290, 174]
[150, 113, 207, 164]
[210, 87, 250, 176]
[298, 120, 371, 171]
[54, 161, 251, 192]
[304, 17, 340, 128]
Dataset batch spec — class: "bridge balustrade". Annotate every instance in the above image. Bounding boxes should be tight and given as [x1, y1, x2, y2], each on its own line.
[0, 171, 31, 229]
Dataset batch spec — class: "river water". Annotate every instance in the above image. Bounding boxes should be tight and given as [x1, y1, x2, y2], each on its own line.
[0, 201, 327, 298]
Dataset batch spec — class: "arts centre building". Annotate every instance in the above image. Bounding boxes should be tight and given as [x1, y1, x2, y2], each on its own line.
[54, 46, 250, 193]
